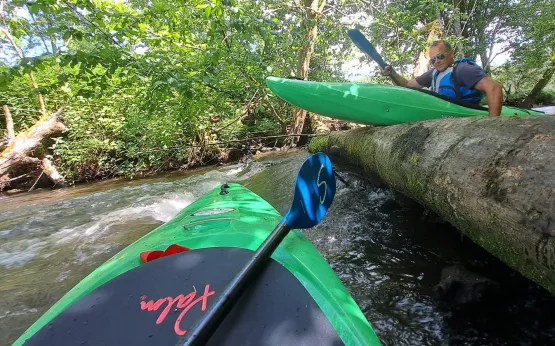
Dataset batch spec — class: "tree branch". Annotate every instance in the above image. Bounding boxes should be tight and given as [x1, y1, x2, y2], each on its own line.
[267, 101, 285, 125]
[1, 0, 47, 114]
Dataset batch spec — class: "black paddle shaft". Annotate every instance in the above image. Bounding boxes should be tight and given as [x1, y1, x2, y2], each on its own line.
[348, 29, 402, 86]
[183, 221, 292, 345]
[365, 44, 403, 86]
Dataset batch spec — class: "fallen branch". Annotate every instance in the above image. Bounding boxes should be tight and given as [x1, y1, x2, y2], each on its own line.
[213, 91, 260, 134]
[267, 101, 285, 126]
[28, 170, 44, 192]
[0, 108, 65, 176]
[0, 173, 29, 190]
[4, 173, 30, 182]
[212, 111, 249, 134]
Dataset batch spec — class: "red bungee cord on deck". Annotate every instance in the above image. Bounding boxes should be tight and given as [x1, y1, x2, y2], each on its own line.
[140, 244, 191, 263]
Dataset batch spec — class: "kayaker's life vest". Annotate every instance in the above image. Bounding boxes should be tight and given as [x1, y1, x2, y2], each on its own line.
[431, 58, 484, 104]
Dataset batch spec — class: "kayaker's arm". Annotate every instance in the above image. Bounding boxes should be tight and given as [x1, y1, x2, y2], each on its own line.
[382, 66, 424, 88]
[474, 77, 503, 117]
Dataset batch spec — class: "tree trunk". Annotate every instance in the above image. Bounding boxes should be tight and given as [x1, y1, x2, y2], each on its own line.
[2, 104, 15, 143]
[47, 13, 60, 56]
[452, 6, 465, 57]
[0, 109, 65, 177]
[519, 61, 555, 109]
[477, 30, 490, 73]
[287, 0, 326, 146]
[479, 51, 490, 73]
[309, 116, 555, 296]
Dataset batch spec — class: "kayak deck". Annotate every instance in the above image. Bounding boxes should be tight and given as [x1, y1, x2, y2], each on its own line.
[15, 183, 381, 345]
[265, 77, 544, 126]
[23, 247, 344, 345]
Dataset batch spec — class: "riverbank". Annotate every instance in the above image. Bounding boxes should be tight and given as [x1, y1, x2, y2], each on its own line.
[0, 143, 294, 196]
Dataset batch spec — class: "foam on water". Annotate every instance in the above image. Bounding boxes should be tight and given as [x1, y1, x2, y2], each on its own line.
[2, 151, 555, 346]
[0, 308, 38, 320]
[0, 238, 48, 269]
[0, 163, 255, 269]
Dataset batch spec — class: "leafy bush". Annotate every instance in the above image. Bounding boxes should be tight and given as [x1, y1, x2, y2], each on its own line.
[535, 89, 555, 106]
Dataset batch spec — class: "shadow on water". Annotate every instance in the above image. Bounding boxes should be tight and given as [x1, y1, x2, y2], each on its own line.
[242, 152, 555, 346]
[1, 149, 555, 345]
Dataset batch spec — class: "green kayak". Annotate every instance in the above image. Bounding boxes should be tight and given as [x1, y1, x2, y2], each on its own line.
[15, 183, 381, 345]
[265, 76, 544, 126]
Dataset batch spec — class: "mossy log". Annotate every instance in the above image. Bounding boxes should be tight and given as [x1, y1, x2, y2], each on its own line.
[309, 116, 555, 295]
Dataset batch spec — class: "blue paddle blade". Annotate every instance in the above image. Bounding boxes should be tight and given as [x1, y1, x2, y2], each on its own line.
[348, 29, 387, 69]
[283, 152, 337, 229]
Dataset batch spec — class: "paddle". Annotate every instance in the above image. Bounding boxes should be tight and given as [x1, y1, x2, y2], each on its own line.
[183, 152, 337, 345]
[348, 28, 402, 86]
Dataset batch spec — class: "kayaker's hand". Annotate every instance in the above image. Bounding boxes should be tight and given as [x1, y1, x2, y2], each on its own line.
[381, 65, 394, 76]
[380, 65, 412, 87]
[475, 77, 502, 117]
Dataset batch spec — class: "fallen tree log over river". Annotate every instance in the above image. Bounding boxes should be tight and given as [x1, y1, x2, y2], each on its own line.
[0, 108, 66, 190]
[309, 116, 555, 295]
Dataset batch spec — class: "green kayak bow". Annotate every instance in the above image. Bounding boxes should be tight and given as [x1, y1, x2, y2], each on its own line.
[15, 154, 382, 346]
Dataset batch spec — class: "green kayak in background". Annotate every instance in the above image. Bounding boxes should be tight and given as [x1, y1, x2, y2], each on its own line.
[265, 76, 544, 126]
[15, 183, 382, 345]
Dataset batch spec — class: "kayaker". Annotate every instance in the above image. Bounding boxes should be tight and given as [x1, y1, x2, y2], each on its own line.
[381, 40, 503, 117]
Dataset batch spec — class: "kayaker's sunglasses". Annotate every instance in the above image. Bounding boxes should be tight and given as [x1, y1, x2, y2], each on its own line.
[429, 53, 445, 64]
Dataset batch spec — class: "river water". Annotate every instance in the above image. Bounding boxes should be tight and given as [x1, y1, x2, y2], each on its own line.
[1, 150, 555, 345]
[534, 105, 555, 114]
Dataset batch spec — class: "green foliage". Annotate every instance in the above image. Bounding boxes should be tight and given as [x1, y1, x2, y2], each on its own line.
[1, 0, 355, 182]
[535, 89, 555, 105]
[509, 0, 555, 67]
